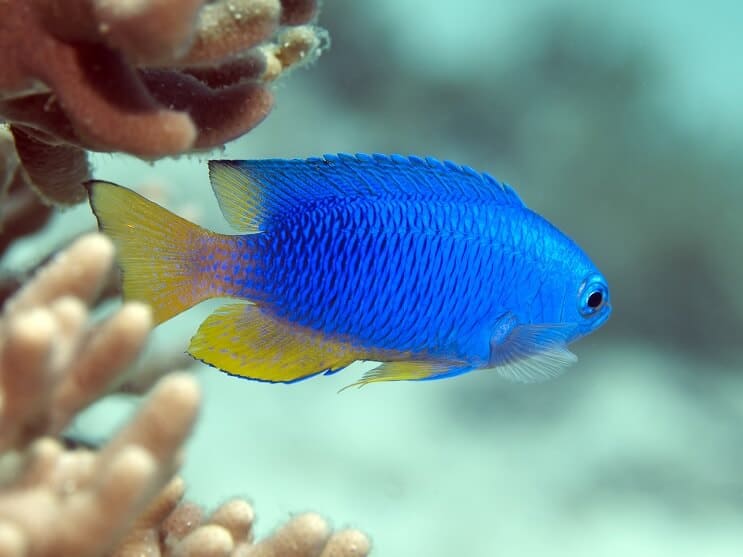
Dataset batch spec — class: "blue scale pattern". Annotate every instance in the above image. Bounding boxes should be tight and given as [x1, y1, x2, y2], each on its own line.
[252, 198, 566, 364]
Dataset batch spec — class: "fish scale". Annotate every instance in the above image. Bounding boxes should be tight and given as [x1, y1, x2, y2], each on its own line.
[255, 199, 514, 360]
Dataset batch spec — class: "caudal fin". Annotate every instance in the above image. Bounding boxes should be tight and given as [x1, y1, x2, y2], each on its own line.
[85, 180, 217, 324]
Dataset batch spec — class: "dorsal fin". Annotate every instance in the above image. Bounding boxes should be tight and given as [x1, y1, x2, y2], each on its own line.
[208, 154, 524, 233]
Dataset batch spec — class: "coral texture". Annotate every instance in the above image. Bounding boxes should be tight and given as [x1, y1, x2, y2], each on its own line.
[0, 128, 52, 263]
[0, 234, 370, 557]
[0, 0, 325, 205]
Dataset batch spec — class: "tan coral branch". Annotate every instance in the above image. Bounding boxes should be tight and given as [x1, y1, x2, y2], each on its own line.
[0, 235, 157, 449]
[0, 375, 201, 557]
[261, 25, 328, 82]
[180, 0, 281, 66]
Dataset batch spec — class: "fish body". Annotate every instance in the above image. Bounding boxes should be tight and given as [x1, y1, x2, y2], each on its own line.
[86, 154, 611, 386]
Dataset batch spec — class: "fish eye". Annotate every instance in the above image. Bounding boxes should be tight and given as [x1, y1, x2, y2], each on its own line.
[578, 278, 608, 317]
[587, 290, 603, 309]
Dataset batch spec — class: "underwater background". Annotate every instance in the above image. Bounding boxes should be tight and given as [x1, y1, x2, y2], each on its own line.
[8, 1, 743, 555]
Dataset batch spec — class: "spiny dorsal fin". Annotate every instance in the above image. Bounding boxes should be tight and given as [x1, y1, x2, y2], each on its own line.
[207, 161, 261, 233]
[208, 154, 524, 232]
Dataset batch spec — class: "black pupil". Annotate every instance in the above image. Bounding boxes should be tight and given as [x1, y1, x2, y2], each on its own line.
[587, 291, 603, 309]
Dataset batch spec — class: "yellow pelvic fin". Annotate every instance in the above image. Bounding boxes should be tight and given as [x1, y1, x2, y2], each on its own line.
[341, 360, 466, 390]
[86, 180, 216, 324]
[189, 303, 364, 383]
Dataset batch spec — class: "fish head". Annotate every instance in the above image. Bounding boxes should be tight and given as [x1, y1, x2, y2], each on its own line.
[484, 239, 611, 383]
[517, 216, 612, 344]
[485, 247, 611, 383]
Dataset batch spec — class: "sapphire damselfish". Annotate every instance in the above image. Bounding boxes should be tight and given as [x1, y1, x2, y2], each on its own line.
[86, 154, 611, 387]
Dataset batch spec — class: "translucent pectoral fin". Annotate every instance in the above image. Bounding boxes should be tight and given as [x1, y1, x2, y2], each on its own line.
[493, 344, 577, 383]
[189, 303, 362, 383]
[341, 359, 472, 391]
[489, 319, 578, 383]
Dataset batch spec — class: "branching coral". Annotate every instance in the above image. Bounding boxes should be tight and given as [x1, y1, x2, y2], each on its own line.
[0, 234, 147, 448]
[0, 4, 346, 551]
[0, 234, 370, 557]
[0, 0, 326, 205]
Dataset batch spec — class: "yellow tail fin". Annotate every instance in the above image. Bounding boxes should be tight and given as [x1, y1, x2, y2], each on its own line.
[86, 180, 218, 324]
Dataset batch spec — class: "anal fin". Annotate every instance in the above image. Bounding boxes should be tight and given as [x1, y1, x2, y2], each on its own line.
[189, 303, 362, 383]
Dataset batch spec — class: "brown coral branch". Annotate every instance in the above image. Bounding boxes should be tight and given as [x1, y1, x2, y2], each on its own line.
[66, 0, 206, 65]
[140, 69, 273, 150]
[0, 128, 53, 256]
[0, 96, 81, 147]
[182, 53, 268, 89]
[280, 0, 318, 25]
[38, 44, 198, 156]
[0, 0, 326, 206]
[9, 125, 90, 205]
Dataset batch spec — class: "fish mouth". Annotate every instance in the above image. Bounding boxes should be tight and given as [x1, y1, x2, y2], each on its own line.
[592, 304, 612, 329]
[573, 303, 612, 340]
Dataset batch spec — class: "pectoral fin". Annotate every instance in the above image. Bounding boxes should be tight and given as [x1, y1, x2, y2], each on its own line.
[189, 303, 363, 383]
[489, 316, 578, 383]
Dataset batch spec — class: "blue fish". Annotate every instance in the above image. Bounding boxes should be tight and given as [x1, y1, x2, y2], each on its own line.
[86, 154, 611, 387]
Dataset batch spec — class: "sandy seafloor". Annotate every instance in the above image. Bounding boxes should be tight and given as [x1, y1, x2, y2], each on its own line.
[7, 1, 743, 555]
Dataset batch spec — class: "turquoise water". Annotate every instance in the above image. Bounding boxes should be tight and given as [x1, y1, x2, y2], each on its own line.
[55, 1, 743, 555]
